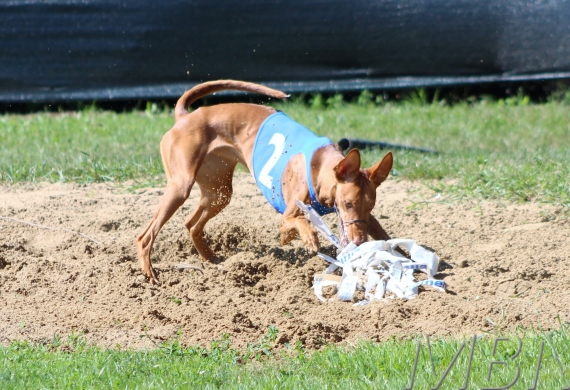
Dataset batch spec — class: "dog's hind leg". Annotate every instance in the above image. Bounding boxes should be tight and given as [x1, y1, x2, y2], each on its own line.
[136, 131, 208, 283]
[136, 178, 195, 283]
[184, 154, 237, 262]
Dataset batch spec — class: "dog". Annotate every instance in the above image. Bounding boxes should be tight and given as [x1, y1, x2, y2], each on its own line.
[136, 80, 394, 283]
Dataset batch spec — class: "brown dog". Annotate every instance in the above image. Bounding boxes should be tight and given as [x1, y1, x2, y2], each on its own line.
[136, 80, 394, 283]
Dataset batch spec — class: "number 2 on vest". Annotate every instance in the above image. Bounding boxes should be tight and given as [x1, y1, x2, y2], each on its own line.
[258, 132, 286, 189]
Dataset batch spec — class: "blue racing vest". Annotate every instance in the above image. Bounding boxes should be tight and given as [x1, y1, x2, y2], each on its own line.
[252, 111, 335, 215]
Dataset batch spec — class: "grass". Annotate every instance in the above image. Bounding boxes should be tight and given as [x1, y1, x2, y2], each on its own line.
[1, 327, 569, 389]
[1, 93, 570, 205]
[0, 105, 168, 186]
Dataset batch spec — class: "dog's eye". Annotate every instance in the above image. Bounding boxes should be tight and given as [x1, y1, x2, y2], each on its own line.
[345, 201, 353, 209]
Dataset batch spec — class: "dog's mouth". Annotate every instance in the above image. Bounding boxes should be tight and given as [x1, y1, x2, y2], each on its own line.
[337, 214, 368, 247]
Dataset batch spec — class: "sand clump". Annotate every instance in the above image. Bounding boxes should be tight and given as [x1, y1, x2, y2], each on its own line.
[0, 174, 568, 349]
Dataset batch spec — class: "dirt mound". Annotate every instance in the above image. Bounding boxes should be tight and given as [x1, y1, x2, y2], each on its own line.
[0, 174, 568, 349]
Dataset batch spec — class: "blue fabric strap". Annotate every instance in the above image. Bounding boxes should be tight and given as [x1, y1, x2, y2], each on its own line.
[303, 146, 337, 216]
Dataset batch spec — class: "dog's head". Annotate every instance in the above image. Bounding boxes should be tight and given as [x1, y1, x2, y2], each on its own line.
[332, 149, 393, 246]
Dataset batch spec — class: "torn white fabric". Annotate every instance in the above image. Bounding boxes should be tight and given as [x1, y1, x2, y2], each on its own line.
[299, 202, 447, 303]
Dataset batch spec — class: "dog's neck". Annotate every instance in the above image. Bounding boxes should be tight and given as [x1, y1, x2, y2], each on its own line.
[310, 144, 346, 205]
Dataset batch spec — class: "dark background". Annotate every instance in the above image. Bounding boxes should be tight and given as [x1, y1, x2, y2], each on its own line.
[2, 0, 570, 102]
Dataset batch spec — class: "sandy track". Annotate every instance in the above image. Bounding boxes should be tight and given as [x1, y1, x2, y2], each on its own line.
[0, 174, 568, 349]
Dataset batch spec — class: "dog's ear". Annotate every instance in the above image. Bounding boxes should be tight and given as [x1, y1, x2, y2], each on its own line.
[334, 149, 361, 181]
[366, 151, 393, 187]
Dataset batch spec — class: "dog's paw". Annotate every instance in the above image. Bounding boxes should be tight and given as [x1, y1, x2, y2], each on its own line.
[280, 231, 296, 245]
[203, 254, 224, 265]
[301, 233, 320, 253]
[142, 265, 160, 284]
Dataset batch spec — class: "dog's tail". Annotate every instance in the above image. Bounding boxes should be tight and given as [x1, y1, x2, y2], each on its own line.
[174, 80, 289, 121]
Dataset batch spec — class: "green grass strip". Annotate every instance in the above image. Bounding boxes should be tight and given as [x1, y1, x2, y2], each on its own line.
[1, 97, 570, 205]
[1, 328, 569, 389]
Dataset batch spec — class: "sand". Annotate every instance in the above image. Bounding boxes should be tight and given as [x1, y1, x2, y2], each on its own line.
[1, 174, 568, 349]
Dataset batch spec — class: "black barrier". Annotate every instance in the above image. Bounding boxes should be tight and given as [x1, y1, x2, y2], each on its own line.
[338, 138, 438, 155]
[1, 0, 570, 102]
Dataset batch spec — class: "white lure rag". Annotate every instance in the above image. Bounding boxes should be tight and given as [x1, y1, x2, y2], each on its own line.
[296, 201, 447, 303]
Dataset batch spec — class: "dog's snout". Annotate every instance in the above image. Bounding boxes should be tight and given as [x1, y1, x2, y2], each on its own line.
[352, 234, 367, 246]
[344, 221, 368, 246]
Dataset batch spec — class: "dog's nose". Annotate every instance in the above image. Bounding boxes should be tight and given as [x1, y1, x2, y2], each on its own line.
[352, 235, 366, 246]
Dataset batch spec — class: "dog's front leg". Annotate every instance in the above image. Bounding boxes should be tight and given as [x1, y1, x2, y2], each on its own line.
[369, 214, 409, 257]
[368, 214, 391, 241]
[280, 207, 320, 252]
